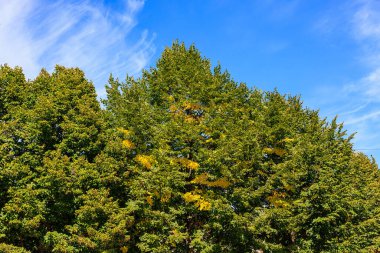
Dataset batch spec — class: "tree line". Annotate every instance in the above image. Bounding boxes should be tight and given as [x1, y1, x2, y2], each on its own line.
[0, 42, 379, 252]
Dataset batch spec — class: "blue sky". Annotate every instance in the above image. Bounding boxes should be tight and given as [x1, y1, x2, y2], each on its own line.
[1, 0, 380, 160]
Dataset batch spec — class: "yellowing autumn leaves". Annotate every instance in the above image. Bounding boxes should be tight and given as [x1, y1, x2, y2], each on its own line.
[183, 192, 211, 211]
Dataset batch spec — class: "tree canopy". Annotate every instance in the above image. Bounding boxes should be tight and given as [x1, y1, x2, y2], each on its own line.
[0, 42, 380, 252]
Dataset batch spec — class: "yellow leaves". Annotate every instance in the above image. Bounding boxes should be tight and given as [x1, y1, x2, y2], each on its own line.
[169, 104, 178, 112]
[146, 190, 171, 205]
[118, 128, 135, 149]
[167, 95, 175, 102]
[171, 229, 180, 237]
[263, 147, 286, 157]
[205, 138, 213, 143]
[182, 101, 201, 110]
[282, 137, 294, 143]
[191, 173, 208, 185]
[270, 199, 290, 208]
[169, 101, 200, 114]
[273, 148, 286, 156]
[185, 159, 200, 170]
[191, 173, 231, 188]
[169, 101, 203, 123]
[183, 192, 201, 202]
[211, 178, 231, 188]
[160, 191, 171, 203]
[267, 191, 290, 208]
[184, 115, 196, 123]
[263, 147, 273, 154]
[198, 199, 212, 211]
[173, 158, 200, 170]
[117, 128, 132, 136]
[120, 246, 129, 253]
[135, 155, 155, 169]
[76, 236, 97, 248]
[146, 195, 153, 206]
[183, 192, 211, 211]
[262, 137, 295, 157]
[122, 140, 135, 149]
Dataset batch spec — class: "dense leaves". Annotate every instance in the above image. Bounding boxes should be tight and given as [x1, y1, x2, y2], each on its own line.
[1, 42, 380, 252]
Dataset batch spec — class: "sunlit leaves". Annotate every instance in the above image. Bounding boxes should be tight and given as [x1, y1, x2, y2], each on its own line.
[135, 155, 155, 169]
[191, 173, 231, 188]
[0, 243, 30, 253]
[267, 191, 290, 208]
[183, 192, 211, 211]
[173, 157, 200, 170]
[1, 42, 379, 252]
[146, 195, 153, 206]
[122, 139, 135, 149]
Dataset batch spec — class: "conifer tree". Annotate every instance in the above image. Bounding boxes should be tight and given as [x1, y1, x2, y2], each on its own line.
[102, 42, 380, 252]
[1, 43, 380, 252]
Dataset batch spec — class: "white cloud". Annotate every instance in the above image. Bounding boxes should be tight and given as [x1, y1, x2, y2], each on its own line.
[337, 0, 380, 155]
[362, 68, 380, 98]
[343, 68, 380, 100]
[0, 0, 39, 75]
[0, 0, 155, 95]
[310, 0, 380, 157]
[353, 0, 380, 40]
[347, 1, 380, 102]
[344, 109, 380, 125]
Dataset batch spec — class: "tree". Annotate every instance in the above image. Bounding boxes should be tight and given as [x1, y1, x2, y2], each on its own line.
[1, 42, 380, 252]
[103, 42, 380, 252]
[0, 66, 106, 251]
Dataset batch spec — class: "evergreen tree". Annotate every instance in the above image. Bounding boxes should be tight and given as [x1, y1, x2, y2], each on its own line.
[0, 43, 380, 252]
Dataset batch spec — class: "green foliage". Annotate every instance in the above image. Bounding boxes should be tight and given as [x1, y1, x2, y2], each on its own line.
[1, 43, 380, 252]
[0, 243, 30, 253]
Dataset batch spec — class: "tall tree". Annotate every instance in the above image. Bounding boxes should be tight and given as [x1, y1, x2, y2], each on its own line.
[103, 42, 380, 252]
[0, 66, 105, 251]
[1, 43, 380, 252]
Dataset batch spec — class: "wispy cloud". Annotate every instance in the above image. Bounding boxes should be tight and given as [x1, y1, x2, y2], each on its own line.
[344, 0, 380, 126]
[258, 0, 301, 21]
[313, 0, 380, 157]
[0, 0, 155, 96]
[349, 0, 380, 99]
[345, 68, 380, 100]
[353, 0, 380, 40]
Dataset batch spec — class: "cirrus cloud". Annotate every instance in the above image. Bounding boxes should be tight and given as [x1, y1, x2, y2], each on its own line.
[313, 0, 380, 158]
[0, 0, 155, 96]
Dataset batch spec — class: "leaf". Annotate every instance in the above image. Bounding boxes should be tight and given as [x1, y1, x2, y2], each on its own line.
[135, 155, 154, 169]
[122, 140, 135, 149]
